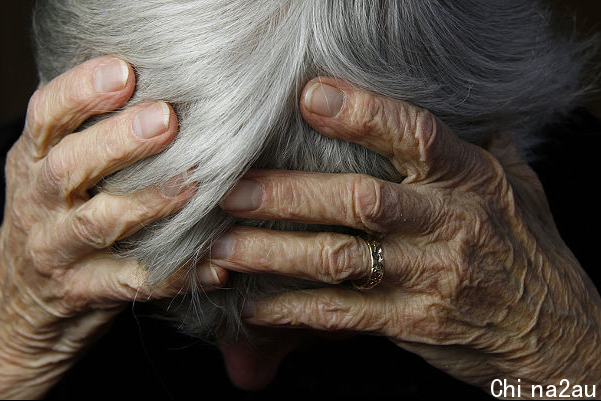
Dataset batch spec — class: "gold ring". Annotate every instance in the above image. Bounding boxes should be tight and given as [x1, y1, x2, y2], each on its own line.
[352, 235, 384, 290]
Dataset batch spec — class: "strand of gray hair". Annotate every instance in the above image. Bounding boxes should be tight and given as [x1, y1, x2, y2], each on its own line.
[32, 0, 596, 340]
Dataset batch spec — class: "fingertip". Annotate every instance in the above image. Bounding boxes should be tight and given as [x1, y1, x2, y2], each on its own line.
[300, 77, 349, 119]
[220, 179, 264, 212]
[196, 262, 228, 289]
[304, 83, 345, 119]
[87, 57, 136, 104]
[93, 58, 126, 93]
[24, 57, 138, 157]
[162, 101, 180, 143]
[131, 101, 177, 142]
[299, 77, 383, 150]
[212, 264, 229, 286]
[300, 76, 454, 180]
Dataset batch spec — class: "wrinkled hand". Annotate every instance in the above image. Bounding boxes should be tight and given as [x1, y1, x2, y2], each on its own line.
[211, 77, 601, 395]
[0, 57, 226, 399]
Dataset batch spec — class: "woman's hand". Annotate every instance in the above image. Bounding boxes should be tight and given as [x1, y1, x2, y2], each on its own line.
[211, 77, 601, 395]
[0, 57, 226, 399]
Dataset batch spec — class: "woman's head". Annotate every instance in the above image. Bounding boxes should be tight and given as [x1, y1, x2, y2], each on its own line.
[32, 0, 592, 339]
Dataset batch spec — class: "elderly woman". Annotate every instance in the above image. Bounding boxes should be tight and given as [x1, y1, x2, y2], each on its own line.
[1, 0, 600, 398]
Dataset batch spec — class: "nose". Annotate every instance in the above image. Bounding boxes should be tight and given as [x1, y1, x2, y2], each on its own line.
[218, 328, 305, 390]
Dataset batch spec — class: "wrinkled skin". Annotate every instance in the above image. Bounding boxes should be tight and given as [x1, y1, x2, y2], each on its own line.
[0, 57, 228, 399]
[1, 55, 600, 399]
[210, 77, 601, 397]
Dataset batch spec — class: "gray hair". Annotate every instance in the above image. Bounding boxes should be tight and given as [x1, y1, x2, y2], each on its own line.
[33, 0, 593, 339]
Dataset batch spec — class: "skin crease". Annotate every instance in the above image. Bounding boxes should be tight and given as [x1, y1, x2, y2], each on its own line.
[0, 56, 599, 399]
[0, 57, 228, 399]
[210, 77, 601, 398]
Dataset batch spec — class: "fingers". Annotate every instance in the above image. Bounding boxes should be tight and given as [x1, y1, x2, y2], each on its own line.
[24, 57, 135, 158]
[245, 288, 383, 332]
[65, 183, 193, 254]
[244, 288, 447, 343]
[242, 288, 399, 334]
[28, 181, 196, 267]
[37, 101, 178, 199]
[300, 77, 486, 183]
[65, 255, 227, 307]
[210, 227, 371, 283]
[221, 170, 437, 234]
[209, 226, 426, 285]
[125, 260, 227, 298]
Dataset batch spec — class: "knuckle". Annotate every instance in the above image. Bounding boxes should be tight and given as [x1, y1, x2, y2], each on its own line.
[5, 143, 19, 170]
[10, 188, 38, 226]
[39, 147, 70, 196]
[353, 93, 390, 134]
[96, 120, 130, 165]
[318, 235, 363, 283]
[115, 266, 151, 300]
[413, 108, 439, 165]
[263, 299, 292, 325]
[25, 89, 46, 138]
[351, 175, 397, 231]
[71, 205, 111, 249]
[55, 278, 89, 313]
[4, 140, 25, 179]
[313, 297, 349, 331]
[25, 229, 60, 275]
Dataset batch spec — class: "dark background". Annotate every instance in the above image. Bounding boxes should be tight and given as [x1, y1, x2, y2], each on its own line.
[1, 1, 600, 400]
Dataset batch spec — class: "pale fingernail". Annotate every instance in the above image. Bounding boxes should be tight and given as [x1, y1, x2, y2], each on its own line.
[93, 59, 129, 93]
[133, 102, 170, 140]
[221, 179, 263, 211]
[160, 172, 187, 198]
[210, 234, 235, 260]
[304, 83, 344, 117]
[210, 264, 222, 283]
[241, 302, 255, 318]
[197, 264, 222, 287]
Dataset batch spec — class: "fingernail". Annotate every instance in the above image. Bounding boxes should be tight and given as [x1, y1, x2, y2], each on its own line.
[197, 263, 222, 287]
[93, 59, 129, 93]
[221, 179, 263, 211]
[305, 83, 344, 117]
[133, 102, 170, 140]
[160, 172, 187, 198]
[210, 264, 222, 283]
[211, 233, 235, 260]
[241, 302, 254, 318]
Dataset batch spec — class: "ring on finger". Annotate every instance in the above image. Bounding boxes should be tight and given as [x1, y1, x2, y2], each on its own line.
[351, 235, 384, 290]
